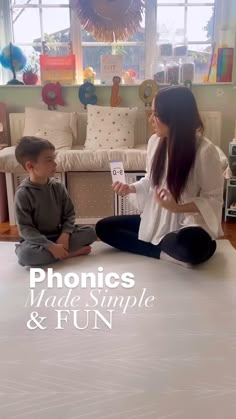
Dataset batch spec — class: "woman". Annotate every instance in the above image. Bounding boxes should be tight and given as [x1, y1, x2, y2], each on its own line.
[96, 86, 224, 267]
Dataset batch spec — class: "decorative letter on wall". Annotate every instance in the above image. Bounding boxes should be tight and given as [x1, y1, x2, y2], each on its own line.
[110, 76, 122, 107]
[42, 82, 65, 109]
[139, 80, 158, 107]
[79, 82, 97, 109]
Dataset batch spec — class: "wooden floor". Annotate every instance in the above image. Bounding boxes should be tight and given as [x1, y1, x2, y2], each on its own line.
[0, 220, 236, 248]
[221, 221, 236, 248]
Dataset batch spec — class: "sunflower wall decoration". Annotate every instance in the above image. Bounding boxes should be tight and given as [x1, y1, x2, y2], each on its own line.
[71, 0, 145, 42]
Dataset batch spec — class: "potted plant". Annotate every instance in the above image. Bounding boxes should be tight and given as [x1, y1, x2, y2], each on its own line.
[23, 65, 39, 85]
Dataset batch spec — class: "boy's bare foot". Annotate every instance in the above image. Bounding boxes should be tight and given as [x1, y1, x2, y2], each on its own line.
[66, 245, 92, 259]
[77, 245, 92, 256]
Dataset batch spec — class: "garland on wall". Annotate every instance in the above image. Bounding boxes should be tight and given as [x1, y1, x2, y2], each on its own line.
[71, 0, 145, 42]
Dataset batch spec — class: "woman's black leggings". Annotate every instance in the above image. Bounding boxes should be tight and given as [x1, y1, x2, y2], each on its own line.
[96, 215, 216, 265]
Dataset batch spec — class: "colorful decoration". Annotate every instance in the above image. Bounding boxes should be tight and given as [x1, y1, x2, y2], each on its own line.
[42, 83, 65, 109]
[79, 82, 97, 110]
[207, 44, 217, 83]
[122, 69, 137, 84]
[40, 54, 76, 85]
[71, 0, 145, 42]
[23, 65, 38, 85]
[139, 80, 159, 107]
[110, 76, 122, 107]
[101, 55, 123, 84]
[83, 67, 96, 83]
[0, 43, 27, 85]
[216, 48, 234, 83]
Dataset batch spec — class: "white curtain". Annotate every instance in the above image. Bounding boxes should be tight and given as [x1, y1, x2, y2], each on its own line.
[214, 0, 235, 45]
[145, 0, 157, 79]
[0, 0, 13, 84]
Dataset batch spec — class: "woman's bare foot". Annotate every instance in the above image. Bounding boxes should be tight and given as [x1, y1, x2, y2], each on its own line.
[65, 246, 92, 259]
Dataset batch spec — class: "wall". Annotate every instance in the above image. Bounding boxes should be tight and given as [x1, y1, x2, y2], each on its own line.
[0, 84, 235, 154]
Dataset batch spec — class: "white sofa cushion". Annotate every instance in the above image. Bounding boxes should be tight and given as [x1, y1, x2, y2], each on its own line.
[0, 145, 147, 173]
[0, 139, 228, 173]
[0, 141, 228, 174]
[0, 146, 24, 173]
[57, 144, 147, 172]
[23, 107, 78, 146]
[84, 105, 138, 150]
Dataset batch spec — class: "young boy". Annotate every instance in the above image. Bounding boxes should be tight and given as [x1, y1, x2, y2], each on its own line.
[14, 136, 97, 267]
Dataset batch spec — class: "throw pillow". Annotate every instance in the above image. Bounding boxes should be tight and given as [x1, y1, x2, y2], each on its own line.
[84, 105, 137, 149]
[34, 129, 73, 151]
[23, 107, 78, 143]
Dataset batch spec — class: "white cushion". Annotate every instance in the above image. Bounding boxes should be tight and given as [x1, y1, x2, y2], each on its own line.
[0, 146, 25, 173]
[34, 129, 73, 151]
[0, 143, 228, 174]
[0, 145, 147, 173]
[84, 105, 138, 150]
[56, 145, 147, 172]
[23, 107, 78, 142]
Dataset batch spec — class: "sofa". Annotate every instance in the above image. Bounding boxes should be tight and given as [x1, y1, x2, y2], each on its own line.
[0, 106, 228, 225]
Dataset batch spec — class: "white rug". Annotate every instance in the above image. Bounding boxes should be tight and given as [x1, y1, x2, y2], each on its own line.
[0, 240, 236, 419]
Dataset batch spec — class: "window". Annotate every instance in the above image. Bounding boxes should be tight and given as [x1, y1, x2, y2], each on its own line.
[1, 0, 218, 84]
[156, 0, 215, 82]
[10, 0, 71, 69]
[81, 27, 145, 81]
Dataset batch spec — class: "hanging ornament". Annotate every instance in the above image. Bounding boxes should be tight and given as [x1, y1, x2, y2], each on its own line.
[110, 76, 122, 107]
[71, 0, 145, 42]
[79, 82, 97, 109]
[139, 80, 159, 107]
[42, 83, 65, 110]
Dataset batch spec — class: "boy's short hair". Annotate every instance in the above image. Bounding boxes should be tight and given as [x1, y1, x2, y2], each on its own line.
[15, 136, 55, 170]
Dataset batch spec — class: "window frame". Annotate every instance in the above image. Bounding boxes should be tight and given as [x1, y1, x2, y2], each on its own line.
[1, 0, 220, 85]
[10, 1, 71, 50]
[156, 1, 215, 45]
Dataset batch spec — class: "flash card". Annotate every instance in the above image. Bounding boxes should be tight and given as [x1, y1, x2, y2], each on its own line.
[110, 160, 126, 184]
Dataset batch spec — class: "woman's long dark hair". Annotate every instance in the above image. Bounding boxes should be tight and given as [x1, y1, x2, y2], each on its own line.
[151, 86, 204, 202]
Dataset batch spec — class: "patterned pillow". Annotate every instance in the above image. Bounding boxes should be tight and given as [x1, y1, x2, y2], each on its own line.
[84, 105, 138, 149]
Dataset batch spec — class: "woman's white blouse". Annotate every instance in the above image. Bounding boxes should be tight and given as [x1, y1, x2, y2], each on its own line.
[131, 134, 224, 245]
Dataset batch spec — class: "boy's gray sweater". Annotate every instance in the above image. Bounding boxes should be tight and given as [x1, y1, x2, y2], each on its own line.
[14, 177, 75, 249]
